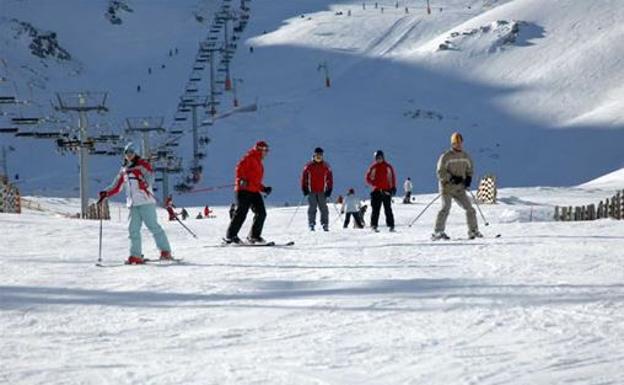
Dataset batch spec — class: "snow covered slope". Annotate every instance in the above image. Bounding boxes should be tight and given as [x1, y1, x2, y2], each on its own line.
[2, 183, 624, 384]
[1, 0, 623, 207]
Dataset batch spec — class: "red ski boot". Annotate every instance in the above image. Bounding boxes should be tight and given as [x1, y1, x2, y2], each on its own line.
[159, 250, 173, 261]
[127, 255, 145, 265]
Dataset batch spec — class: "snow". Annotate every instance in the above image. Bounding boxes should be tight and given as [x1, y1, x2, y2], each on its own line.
[580, 167, 624, 192]
[2, 182, 624, 384]
[2, 0, 624, 206]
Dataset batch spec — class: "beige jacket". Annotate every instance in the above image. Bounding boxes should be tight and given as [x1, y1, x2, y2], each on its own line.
[436, 149, 473, 193]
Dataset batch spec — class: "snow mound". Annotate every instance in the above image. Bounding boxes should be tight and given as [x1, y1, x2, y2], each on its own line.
[579, 168, 624, 191]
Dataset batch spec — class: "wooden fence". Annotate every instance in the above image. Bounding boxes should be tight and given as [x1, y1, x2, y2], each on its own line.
[554, 190, 623, 221]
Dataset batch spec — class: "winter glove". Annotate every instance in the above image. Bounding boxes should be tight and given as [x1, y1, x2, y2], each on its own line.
[324, 189, 332, 198]
[390, 187, 397, 196]
[263, 186, 272, 195]
[464, 175, 472, 189]
[302, 187, 310, 196]
[239, 179, 248, 188]
[97, 191, 107, 204]
[450, 175, 464, 185]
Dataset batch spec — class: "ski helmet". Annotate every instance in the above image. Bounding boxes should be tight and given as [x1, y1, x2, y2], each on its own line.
[314, 147, 324, 154]
[374, 150, 384, 160]
[124, 142, 136, 155]
[451, 132, 463, 145]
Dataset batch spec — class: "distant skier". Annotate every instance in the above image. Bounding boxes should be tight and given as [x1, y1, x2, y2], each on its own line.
[98, 143, 173, 264]
[164, 194, 176, 221]
[365, 150, 396, 232]
[203, 205, 212, 218]
[301, 147, 333, 231]
[403, 177, 413, 204]
[180, 208, 189, 220]
[229, 203, 237, 219]
[342, 188, 364, 229]
[224, 141, 272, 244]
[432, 132, 482, 240]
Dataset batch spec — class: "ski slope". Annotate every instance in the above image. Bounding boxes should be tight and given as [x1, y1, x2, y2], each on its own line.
[2, 176, 624, 384]
[1, 0, 624, 206]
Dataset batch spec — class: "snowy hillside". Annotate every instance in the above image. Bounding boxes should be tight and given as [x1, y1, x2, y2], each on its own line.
[1, 0, 623, 207]
[2, 179, 624, 384]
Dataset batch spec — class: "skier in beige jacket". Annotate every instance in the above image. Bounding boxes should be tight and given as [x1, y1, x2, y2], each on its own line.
[432, 132, 483, 240]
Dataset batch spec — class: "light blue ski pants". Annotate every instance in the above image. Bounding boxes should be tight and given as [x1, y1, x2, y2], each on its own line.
[128, 203, 171, 256]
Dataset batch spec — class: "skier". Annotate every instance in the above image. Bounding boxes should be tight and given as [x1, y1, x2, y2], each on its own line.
[432, 132, 482, 240]
[98, 143, 173, 264]
[365, 150, 396, 232]
[228, 203, 237, 219]
[164, 194, 176, 221]
[342, 188, 364, 229]
[203, 205, 212, 218]
[224, 141, 272, 244]
[180, 208, 189, 220]
[301, 147, 333, 231]
[403, 177, 413, 204]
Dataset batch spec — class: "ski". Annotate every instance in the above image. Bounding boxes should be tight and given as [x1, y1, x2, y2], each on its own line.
[206, 240, 295, 248]
[430, 234, 501, 242]
[95, 258, 185, 268]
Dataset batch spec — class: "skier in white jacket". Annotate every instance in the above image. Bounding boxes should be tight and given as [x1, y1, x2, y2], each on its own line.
[98, 143, 172, 264]
[403, 177, 413, 204]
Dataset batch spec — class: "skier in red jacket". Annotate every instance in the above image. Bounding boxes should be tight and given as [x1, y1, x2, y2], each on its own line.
[301, 147, 333, 231]
[224, 141, 272, 244]
[365, 150, 397, 232]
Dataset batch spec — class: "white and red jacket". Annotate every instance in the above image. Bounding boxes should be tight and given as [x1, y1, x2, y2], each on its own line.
[104, 157, 156, 207]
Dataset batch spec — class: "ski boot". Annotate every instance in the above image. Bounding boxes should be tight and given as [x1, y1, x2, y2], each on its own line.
[468, 230, 484, 240]
[323, 224, 329, 232]
[309, 224, 315, 232]
[371, 226, 379, 233]
[431, 231, 450, 241]
[389, 227, 396, 233]
[223, 235, 242, 245]
[247, 236, 268, 245]
[159, 250, 174, 261]
[127, 255, 145, 265]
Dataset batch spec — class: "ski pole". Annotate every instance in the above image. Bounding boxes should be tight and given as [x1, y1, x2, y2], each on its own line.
[172, 212, 198, 238]
[98, 203, 103, 264]
[287, 195, 306, 228]
[469, 190, 490, 226]
[153, 194, 198, 238]
[407, 193, 441, 227]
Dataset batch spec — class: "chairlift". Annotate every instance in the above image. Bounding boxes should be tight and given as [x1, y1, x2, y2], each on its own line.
[15, 131, 35, 137]
[0, 96, 17, 104]
[12, 117, 41, 125]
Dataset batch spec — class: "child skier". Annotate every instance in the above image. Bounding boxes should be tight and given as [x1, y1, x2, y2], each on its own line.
[342, 188, 364, 229]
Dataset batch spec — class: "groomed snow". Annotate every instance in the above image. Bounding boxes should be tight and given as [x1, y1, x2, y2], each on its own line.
[2, 183, 624, 384]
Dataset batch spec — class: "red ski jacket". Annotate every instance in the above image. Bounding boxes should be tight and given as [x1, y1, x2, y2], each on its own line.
[365, 161, 396, 191]
[301, 160, 333, 193]
[235, 147, 265, 193]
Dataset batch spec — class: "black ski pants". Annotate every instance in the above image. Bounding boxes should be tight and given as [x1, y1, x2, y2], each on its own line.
[370, 190, 394, 228]
[226, 190, 266, 239]
[344, 212, 364, 228]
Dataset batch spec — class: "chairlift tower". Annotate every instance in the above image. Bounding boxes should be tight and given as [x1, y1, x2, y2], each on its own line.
[124, 116, 166, 159]
[54, 92, 108, 219]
